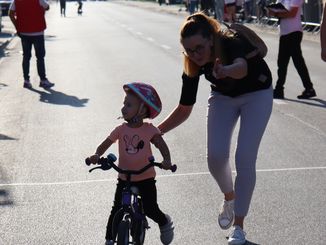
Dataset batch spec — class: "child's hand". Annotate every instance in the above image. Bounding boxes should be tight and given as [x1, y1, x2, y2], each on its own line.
[89, 154, 100, 164]
[161, 159, 172, 170]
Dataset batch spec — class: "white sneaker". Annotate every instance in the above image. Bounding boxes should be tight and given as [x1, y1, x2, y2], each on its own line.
[228, 225, 246, 245]
[159, 214, 174, 245]
[218, 199, 234, 230]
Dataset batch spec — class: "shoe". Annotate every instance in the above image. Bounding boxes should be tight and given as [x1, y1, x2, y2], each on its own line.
[23, 80, 32, 88]
[228, 225, 246, 245]
[273, 88, 284, 99]
[297, 88, 316, 99]
[160, 214, 174, 245]
[39, 79, 54, 89]
[104, 240, 114, 245]
[218, 199, 234, 230]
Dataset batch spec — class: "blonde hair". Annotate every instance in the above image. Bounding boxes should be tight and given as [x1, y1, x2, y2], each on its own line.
[180, 12, 233, 77]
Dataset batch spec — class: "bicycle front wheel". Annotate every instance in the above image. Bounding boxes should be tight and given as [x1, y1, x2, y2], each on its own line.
[117, 220, 130, 245]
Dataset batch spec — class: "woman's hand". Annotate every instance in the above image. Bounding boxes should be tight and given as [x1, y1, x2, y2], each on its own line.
[212, 58, 227, 79]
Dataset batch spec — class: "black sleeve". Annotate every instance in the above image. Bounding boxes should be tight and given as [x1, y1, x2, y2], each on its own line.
[226, 38, 247, 63]
[179, 73, 200, 106]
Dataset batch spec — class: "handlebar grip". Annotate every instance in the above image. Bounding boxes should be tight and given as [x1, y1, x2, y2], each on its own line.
[170, 164, 177, 173]
[107, 153, 117, 162]
[85, 158, 91, 166]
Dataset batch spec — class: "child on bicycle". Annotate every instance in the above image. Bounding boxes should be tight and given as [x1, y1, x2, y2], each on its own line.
[87, 82, 174, 245]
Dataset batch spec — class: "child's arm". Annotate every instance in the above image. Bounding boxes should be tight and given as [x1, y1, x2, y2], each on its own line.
[151, 134, 172, 170]
[88, 137, 114, 164]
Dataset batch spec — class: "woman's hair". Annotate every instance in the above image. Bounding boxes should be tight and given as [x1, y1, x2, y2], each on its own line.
[180, 12, 233, 77]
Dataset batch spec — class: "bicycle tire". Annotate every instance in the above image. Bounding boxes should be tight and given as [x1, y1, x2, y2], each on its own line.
[117, 220, 130, 245]
[131, 217, 146, 245]
[111, 209, 124, 241]
[138, 218, 147, 245]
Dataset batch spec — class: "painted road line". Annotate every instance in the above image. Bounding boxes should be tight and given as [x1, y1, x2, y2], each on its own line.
[0, 166, 325, 187]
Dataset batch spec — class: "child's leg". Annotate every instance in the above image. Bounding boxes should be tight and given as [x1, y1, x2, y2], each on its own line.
[137, 178, 167, 226]
[105, 179, 125, 240]
[138, 178, 174, 244]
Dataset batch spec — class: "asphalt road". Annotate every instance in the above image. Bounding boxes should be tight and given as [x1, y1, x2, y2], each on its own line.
[0, 1, 325, 245]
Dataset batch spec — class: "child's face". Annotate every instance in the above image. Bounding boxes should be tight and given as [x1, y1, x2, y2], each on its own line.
[121, 93, 141, 121]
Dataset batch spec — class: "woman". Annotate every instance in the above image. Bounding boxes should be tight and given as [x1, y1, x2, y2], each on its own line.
[158, 13, 273, 245]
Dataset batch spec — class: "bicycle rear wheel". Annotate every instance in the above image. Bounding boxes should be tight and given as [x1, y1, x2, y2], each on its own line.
[117, 220, 130, 245]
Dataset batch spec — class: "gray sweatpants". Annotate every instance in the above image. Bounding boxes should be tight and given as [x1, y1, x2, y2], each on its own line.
[207, 87, 273, 217]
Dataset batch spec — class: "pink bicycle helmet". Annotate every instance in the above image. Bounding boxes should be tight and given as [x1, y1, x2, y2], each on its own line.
[123, 82, 162, 119]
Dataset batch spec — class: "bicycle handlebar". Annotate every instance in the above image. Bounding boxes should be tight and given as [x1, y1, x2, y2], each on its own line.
[85, 154, 177, 174]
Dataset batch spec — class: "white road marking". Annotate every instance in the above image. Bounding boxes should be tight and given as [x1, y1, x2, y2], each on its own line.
[146, 37, 154, 42]
[160, 44, 171, 50]
[273, 99, 287, 105]
[0, 166, 325, 187]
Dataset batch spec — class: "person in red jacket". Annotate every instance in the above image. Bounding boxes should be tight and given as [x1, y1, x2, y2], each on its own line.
[9, 0, 54, 89]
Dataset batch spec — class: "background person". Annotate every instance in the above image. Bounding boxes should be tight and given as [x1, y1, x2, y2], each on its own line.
[9, 0, 54, 89]
[268, 0, 317, 99]
[224, 0, 237, 22]
[60, 0, 66, 17]
[321, 4, 326, 61]
[158, 13, 273, 245]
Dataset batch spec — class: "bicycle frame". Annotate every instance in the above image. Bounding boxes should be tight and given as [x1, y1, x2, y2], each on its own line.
[85, 154, 176, 245]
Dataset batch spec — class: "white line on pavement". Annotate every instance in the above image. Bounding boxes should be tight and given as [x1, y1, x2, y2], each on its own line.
[273, 99, 287, 105]
[146, 37, 154, 42]
[0, 166, 325, 187]
[160, 44, 171, 50]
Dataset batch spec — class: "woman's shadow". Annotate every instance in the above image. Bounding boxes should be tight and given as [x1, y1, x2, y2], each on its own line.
[27, 87, 89, 107]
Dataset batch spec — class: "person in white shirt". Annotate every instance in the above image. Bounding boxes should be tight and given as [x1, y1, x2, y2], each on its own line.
[268, 0, 316, 99]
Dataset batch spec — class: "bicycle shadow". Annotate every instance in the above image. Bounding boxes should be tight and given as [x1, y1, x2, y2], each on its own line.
[0, 134, 18, 140]
[283, 98, 326, 108]
[27, 87, 89, 107]
[0, 83, 8, 90]
[0, 167, 14, 206]
[0, 189, 14, 206]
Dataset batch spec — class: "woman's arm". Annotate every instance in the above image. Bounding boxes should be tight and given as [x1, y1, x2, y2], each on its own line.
[268, 6, 299, 19]
[213, 57, 248, 80]
[158, 104, 193, 134]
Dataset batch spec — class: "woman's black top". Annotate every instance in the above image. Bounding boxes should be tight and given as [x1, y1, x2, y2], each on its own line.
[180, 37, 272, 106]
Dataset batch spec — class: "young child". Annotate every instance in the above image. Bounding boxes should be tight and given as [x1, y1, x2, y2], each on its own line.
[87, 82, 174, 245]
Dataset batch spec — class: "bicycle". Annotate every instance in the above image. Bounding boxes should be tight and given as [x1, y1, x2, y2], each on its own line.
[85, 154, 177, 245]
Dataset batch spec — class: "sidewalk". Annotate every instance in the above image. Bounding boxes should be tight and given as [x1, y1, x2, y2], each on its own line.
[0, 16, 16, 56]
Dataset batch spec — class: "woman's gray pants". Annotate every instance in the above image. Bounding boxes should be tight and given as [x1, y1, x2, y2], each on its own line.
[207, 87, 273, 217]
